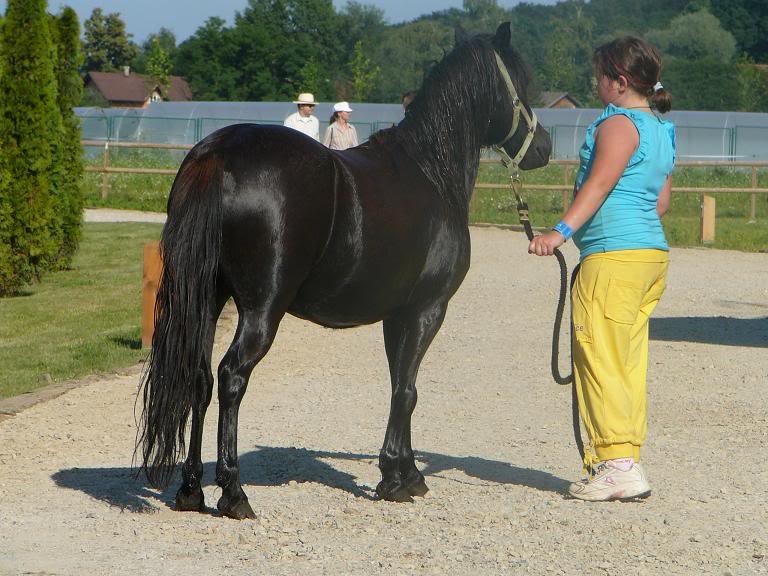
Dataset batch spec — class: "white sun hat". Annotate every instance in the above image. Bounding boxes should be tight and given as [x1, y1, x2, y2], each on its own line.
[333, 101, 353, 113]
[293, 93, 317, 105]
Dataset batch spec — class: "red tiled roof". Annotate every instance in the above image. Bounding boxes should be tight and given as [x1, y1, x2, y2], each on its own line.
[86, 71, 192, 103]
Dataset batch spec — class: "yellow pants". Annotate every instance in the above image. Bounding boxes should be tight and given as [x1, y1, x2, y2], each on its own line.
[571, 249, 669, 468]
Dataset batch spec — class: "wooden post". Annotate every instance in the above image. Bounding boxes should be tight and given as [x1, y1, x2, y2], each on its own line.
[101, 142, 110, 200]
[701, 195, 716, 244]
[142, 241, 162, 349]
[562, 165, 571, 212]
[749, 166, 757, 223]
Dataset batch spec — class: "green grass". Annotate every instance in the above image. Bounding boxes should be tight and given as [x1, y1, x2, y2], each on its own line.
[0, 222, 162, 399]
[470, 163, 768, 252]
[82, 151, 768, 252]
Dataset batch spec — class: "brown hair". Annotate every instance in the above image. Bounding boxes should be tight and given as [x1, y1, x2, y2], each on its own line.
[593, 36, 672, 114]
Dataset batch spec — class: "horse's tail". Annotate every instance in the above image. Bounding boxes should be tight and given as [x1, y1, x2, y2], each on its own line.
[137, 151, 224, 488]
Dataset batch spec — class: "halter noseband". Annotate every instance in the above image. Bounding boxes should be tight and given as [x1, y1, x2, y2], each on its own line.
[491, 51, 539, 172]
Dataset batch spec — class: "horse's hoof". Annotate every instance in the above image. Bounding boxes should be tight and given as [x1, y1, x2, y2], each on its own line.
[175, 486, 206, 512]
[406, 476, 429, 498]
[376, 480, 414, 503]
[217, 495, 256, 520]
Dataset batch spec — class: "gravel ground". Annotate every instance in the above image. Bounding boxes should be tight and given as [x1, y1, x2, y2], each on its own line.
[0, 226, 766, 575]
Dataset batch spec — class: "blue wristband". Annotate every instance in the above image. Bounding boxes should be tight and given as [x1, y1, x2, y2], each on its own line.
[552, 220, 573, 240]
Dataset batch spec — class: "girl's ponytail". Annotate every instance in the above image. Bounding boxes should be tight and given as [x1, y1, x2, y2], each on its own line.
[650, 83, 672, 114]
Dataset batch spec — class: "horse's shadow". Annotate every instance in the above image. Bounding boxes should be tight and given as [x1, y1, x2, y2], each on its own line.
[51, 446, 569, 514]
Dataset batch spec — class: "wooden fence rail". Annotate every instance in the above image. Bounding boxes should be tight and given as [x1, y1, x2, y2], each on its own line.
[82, 140, 768, 228]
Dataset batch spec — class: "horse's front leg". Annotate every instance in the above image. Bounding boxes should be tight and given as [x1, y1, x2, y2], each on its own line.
[215, 309, 280, 519]
[377, 301, 448, 502]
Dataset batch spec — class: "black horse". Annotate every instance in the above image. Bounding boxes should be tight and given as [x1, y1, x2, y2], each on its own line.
[138, 23, 551, 519]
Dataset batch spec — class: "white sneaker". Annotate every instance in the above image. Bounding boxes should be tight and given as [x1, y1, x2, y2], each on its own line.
[568, 458, 651, 502]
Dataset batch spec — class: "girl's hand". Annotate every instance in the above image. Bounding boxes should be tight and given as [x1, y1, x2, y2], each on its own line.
[528, 231, 565, 256]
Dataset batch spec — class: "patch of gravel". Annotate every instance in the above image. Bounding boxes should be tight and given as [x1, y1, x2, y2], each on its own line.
[1, 227, 766, 575]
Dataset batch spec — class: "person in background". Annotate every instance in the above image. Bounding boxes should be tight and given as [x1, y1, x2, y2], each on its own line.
[284, 92, 320, 141]
[528, 36, 675, 502]
[323, 101, 358, 150]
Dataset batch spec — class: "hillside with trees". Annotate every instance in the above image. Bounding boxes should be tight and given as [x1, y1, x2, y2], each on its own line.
[72, 0, 767, 111]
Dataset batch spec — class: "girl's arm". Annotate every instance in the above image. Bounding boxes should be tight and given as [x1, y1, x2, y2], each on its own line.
[528, 115, 639, 256]
[657, 175, 672, 217]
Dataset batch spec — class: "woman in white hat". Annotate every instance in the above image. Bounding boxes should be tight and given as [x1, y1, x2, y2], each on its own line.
[323, 101, 358, 150]
[284, 93, 320, 141]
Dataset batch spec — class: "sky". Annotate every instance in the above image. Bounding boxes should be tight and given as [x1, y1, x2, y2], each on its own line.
[1, 0, 560, 44]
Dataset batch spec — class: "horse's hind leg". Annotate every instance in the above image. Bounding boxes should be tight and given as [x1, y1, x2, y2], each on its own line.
[377, 301, 448, 503]
[176, 288, 230, 512]
[215, 305, 284, 520]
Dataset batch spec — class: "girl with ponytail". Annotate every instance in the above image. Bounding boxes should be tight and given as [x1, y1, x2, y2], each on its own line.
[528, 36, 676, 502]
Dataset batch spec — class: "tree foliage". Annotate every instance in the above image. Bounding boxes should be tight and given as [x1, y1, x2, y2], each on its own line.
[82, 8, 138, 72]
[146, 38, 172, 93]
[710, 0, 768, 63]
[349, 41, 380, 101]
[647, 8, 737, 63]
[52, 6, 84, 265]
[75, 0, 768, 111]
[0, 0, 63, 293]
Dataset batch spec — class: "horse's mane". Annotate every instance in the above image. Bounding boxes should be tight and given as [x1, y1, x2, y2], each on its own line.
[373, 33, 532, 209]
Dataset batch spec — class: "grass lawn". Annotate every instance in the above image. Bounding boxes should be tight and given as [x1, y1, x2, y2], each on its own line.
[0, 222, 162, 399]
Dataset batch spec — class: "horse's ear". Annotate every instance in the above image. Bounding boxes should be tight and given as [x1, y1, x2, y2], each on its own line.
[455, 25, 470, 46]
[493, 22, 511, 50]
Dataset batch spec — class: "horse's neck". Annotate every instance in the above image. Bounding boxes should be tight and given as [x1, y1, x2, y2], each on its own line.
[398, 106, 485, 211]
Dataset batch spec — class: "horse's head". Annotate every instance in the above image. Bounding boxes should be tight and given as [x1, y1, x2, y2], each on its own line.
[484, 23, 551, 171]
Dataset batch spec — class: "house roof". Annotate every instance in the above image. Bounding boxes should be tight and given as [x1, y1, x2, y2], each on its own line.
[538, 91, 582, 108]
[86, 71, 192, 103]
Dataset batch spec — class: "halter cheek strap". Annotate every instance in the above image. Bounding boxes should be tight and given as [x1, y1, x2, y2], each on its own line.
[491, 51, 539, 172]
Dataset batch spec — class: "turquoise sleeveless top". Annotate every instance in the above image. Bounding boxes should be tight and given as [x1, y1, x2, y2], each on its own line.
[573, 104, 676, 259]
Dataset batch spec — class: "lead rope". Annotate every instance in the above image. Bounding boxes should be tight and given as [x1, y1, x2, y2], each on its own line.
[495, 150, 586, 463]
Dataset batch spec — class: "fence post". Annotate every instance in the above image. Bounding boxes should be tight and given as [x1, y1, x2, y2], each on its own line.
[101, 141, 110, 200]
[142, 241, 162, 349]
[562, 165, 571, 212]
[749, 166, 757, 223]
[701, 195, 716, 244]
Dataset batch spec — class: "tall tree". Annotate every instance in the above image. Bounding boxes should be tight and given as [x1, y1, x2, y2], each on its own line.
[0, 0, 63, 294]
[82, 8, 138, 72]
[541, 7, 595, 100]
[174, 17, 240, 100]
[232, 0, 342, 100]
[349, 40, 380, 101]
[646, 8, 737, 63]
[663, 56, 741, 110]
[146, 37, 172, 94]
[735, 56, 768, 112]
[371, 20, 453, 102]
[337, 1, 387, 55]
[51, 6, 84, 265]
[132, 28, 177, 74]
[710, 0, 768, 63]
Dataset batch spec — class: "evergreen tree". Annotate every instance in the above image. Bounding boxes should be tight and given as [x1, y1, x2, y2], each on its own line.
[82, 8, 138, 72]
[0, 0, 63, 294]
[52, 6, 84, 265]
